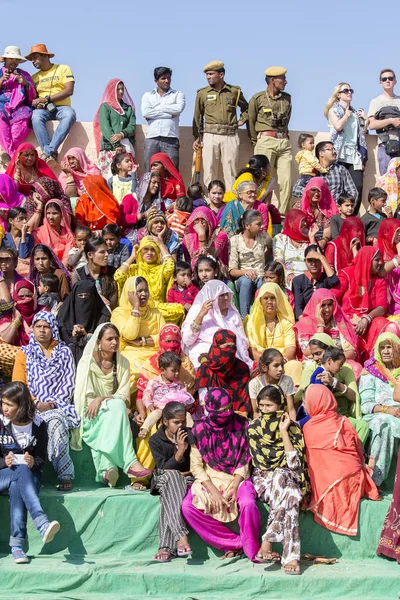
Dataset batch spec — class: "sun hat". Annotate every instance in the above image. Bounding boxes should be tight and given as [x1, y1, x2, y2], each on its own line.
[25, 44, 55, 61]
[0, 46, 26, 63]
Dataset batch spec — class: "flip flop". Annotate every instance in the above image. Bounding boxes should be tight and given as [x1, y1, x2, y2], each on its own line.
[255, 551, 281, 563]
[177, 544, 192, 557]
[283, 562, 301, 575]
[56, 479, 73, 492]
[153, 550, 174, 563]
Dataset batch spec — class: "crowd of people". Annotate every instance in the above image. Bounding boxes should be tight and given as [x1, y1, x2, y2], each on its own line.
[0, 43, 399, 574]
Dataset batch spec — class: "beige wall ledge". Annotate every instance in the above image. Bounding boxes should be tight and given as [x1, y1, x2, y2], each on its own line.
[5, 122, 382, 214]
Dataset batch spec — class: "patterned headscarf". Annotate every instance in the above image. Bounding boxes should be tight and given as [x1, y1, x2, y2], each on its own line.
[31, 176, 72, 214]
[196, 329, 251, 413]
[364, 332, 400, 387]
[248, 410, 310, 497]
[22, 311, 79, 427]
[376, 157, 400, 213]
[189, 387, 250, 474]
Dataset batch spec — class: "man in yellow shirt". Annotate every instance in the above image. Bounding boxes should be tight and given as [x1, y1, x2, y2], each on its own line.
[25, 44, 76, 163]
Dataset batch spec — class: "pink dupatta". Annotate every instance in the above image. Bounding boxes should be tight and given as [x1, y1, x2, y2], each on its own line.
[32, 199, 75, 263]
[59, 148, 100, 194]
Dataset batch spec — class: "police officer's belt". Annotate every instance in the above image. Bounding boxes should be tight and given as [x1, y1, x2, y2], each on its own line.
[204, 124, 237, 136]
[259, 131, 288, 139]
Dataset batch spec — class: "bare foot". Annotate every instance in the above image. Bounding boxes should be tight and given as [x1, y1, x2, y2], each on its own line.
[283, 560, 301, 575]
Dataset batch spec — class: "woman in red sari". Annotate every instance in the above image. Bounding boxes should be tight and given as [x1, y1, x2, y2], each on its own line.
[0, 280, 39, 347]
[293, 177, 338, 249]
[377, 450, 400, 562]
[334, 246, 400, 358]
[6, 142, 58, 195]
[378, 218, 400, 317]
[75, 175, 120, 233]
[150, 152, 186, 201]
[303, 385, 379, 536]
[325, 216, 365, 272]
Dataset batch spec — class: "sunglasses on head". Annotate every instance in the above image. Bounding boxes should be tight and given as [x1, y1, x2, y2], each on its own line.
[340, 88, 354, 94]
[381, 76, 395, 82]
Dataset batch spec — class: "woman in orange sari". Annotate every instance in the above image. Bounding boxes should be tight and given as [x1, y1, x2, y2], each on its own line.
[75, 175, 120, 234]
[303, 385, 379, 536]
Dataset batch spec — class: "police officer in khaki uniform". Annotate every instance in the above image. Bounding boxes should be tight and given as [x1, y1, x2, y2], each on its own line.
[248, 66, 293, 216]
[193, 60, 248, 190]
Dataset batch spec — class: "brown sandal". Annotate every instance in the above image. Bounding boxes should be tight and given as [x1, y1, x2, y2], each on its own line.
[57, 479, 73, 492]
[220, 549, 243, 560]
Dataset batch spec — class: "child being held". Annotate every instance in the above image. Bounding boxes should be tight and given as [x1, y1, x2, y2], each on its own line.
[186, 183, 207, 210]
[249, 348, 296, 420]
[330, 194, 356, 239]
[37, 273, 61, 312]
[68, 224, 92, 270]
[167, 196, 193, 239]
[102, 223, 131, 269]
[248, 384, 309, 573]
[167, 261, 199, 311]
[292, 134, 327, 198]
[108, 153, 138, 203]
[139, 352, 194, 437]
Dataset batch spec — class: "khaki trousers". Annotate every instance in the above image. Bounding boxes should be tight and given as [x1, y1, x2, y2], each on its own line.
[202, 132, 240, 190]
[254, 135, 293, 215]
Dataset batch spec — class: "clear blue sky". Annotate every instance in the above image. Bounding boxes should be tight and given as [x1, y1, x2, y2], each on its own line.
[11, 0, 391, 134]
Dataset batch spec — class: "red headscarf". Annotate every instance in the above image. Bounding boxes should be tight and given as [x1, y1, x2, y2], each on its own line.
[282, 208, 309, 242]
[12, 279, 39, 346]
[195, 329, 251, 414]
[75, 175, 120, 231]
[340, 246, 380, 313]
[378, 217, 400, 261]
[293, 288, 359, 351]
[326, 216, 365, 271]
[150, 152, 186, 200]
[6, 143, 58, 195]
[301, 177, 338, 225]
[93, 79, 136, 155]
[32, 199, 76, 262]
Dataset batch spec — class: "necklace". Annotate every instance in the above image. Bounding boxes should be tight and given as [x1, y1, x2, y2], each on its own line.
[265, 316, 278, 347]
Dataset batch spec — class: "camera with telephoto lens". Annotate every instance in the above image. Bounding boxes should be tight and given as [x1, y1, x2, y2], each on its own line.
[271, 113, 289, 128]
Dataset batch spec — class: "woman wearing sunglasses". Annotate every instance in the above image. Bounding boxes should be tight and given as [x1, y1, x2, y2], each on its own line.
[324, 83, 368, 214]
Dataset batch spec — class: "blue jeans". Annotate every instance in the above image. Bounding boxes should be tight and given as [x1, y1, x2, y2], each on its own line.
[235, 275, 263, 319]
[144, 136, 180, 171]
[0, 465, 48, 547]
[31, 105, 76, 157]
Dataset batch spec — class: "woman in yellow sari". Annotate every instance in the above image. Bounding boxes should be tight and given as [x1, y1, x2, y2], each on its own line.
[244, 282, 302, 384]
[111, 276, 165, 393]
[114, 235, 184, 324]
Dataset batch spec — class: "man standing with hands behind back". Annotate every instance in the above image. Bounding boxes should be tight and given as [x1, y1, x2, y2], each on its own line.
[193, 61, 248, 190]
[248, 67, 293, 217]
[26, 44, 76, 164]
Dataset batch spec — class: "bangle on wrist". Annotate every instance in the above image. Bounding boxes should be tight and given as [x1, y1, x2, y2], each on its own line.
[363, 314, 372, 324]
[131, 309, 140, 316]
[381, 405, 387, 413]
[332, 377, 338, 389]
[393, 257, 400, 268]
[122, 261, 131, 268]
[342, 384, 348, 394]
[191, 321, 201, 331]
[141, 336, 146, 347]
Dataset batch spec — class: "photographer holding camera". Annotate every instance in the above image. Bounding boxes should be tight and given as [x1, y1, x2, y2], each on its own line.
[26, 44, 76, 165]
[248, 66, 293, 217]
[368, 68, 400, 176]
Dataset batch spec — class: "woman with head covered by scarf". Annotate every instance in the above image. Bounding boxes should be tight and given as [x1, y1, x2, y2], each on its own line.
[195, 329, 251, 415]
[378, 218, 400, 316]
[293, 177, 338, 249]
[149, 153, 186, 201]
[181, 280, 253, 370]
[6, 143, 58, 196]
[59, 147, 101, 200]
[94, 79, 136, 178]
[325, 216, 365, 272]
[303, 385, 379, 536]
[183, 206, 229, 270]
[182, 387, 261, 561]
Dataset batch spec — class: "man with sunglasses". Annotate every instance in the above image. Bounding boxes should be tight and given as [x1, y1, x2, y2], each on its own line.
[315, 141, 358, 203]
[368, 69, 400, 175]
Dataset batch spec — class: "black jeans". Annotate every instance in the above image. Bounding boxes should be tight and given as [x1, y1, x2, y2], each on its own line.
[143, 136, 180, 172]
[338, 161, 363, 215]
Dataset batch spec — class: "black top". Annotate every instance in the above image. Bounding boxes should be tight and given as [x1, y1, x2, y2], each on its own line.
[149, 425, 191, 472]
[0, 415, 47, 473]
[361, 212, 387, 242]
[292, 272, 339, 319]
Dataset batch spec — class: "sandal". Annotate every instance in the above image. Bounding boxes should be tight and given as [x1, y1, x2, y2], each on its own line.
[56, 479, 73, 492]
[177, 544, 192, 557]
[220, 549, 243, 560]
[153, 549, 174, 563]
[127, 466, 152, 479]
[104, 468, 119, 488]
[255, 551, 281, 564]
[283, 561, 301, 575]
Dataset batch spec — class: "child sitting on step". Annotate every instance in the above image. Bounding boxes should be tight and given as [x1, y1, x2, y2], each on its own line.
[0, 382, 61, 564]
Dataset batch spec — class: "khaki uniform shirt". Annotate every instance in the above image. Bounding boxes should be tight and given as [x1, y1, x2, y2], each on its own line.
[192, 83, 249, 138]
[248, 89, 292, 144]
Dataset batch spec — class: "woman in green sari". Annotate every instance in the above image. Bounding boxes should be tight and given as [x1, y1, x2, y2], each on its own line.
[295, 333, 369, 444]
[70, 322, 151, 488]
[359, 333, 400, 486]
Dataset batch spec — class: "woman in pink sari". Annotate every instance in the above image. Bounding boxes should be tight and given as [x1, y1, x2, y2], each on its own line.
[32, 199, 75, 267]
[183, 206, 229, 270]
[0, 46, 35, 158]
[59, 147, 101, 197]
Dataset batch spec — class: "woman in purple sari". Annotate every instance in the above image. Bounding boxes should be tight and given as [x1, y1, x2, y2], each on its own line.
[0, 47, 35, 160]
